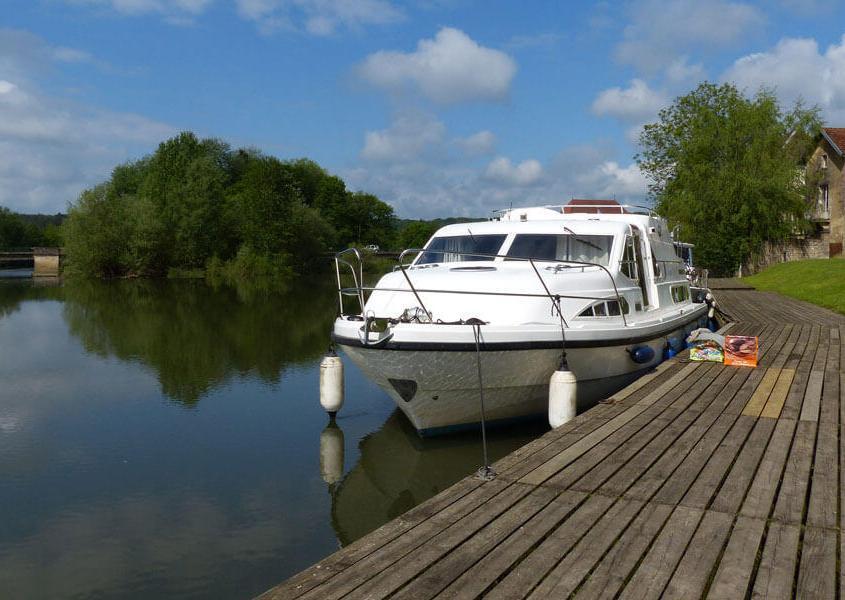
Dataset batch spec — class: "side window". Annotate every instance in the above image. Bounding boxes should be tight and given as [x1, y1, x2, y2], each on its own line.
[620, 236, 638, 281]
[671, 285, 690, 303]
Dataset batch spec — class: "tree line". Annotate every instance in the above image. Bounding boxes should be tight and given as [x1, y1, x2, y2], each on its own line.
[60, 132, 403, 278]
[0, 209, 63, 250]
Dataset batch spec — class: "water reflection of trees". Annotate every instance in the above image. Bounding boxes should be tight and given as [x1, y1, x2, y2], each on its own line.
[61, 278, 337, 405]
[0, 279, 63, 320]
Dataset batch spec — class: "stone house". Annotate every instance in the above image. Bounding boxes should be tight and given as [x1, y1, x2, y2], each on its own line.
[743, 127, 845, 273]
[806, 127, 845, 257]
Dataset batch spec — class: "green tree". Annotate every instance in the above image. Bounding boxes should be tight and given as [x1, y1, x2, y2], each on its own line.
[398, 220, 439, 249]
[0, 207, 30, 249]
[63, 184, 132, 277]
[637, 82, 821, 276]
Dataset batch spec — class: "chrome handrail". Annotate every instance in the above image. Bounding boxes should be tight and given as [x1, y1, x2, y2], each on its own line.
[343, 248, 630, 327]
[334, 248, 365, 315]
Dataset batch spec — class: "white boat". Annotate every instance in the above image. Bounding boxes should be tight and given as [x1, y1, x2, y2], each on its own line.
[332, 201, 711, 436]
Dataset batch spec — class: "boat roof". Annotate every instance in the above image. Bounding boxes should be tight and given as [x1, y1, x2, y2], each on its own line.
[434, 216, 635, 238]
[433, 204, 663, 238]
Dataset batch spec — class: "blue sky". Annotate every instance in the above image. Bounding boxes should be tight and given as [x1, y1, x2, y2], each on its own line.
[2, 0, 844, 218]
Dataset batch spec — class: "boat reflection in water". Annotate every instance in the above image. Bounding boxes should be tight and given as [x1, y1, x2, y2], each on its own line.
[325, 410, 548, 546]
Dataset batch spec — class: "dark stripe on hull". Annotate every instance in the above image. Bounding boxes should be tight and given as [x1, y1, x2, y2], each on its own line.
[333, 310, 707, 352]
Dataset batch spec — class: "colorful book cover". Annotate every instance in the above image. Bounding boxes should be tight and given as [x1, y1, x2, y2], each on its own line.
[689, 340, 724, 362]
[724, 335, 758, 367]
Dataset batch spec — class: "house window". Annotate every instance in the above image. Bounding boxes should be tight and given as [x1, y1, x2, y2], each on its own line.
[821, 154, 828, 169]
[820, 184, 830, 213]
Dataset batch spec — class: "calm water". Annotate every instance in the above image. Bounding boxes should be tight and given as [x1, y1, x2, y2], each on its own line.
[0, 273, 548, 599]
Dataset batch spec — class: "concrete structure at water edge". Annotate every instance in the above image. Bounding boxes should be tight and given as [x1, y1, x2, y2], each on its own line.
[32, 247, 63, 277]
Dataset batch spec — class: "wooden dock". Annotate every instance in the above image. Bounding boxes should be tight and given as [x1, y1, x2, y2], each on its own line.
[262, 288, 844, 599]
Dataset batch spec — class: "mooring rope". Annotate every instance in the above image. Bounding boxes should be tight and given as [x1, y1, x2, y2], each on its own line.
[471, 322, 495, 481]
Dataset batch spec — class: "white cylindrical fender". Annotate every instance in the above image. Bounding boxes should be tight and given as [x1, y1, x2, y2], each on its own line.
[320, 354, 344, 415]
[548, 367, 577, 428]
[320, 422, 344, 485]
[708, 306, 715, 319]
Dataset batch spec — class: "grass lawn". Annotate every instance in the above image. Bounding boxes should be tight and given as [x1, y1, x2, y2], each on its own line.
[743, 258, 845, 315]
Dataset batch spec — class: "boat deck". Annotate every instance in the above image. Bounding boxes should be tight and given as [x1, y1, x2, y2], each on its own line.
[260, 287, 845, 599]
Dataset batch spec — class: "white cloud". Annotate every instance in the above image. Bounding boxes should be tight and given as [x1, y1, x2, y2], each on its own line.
[357, 27, 517, 105]
[235, 0, 403, 35]
[723, 35, 845, 123]
[664, 56, 705, 84]
[0, 30, 174, 213]
[345, 142, 648, 220]
[360, 111, 446, 162]
[616, 0, 763, 72]
[485, 157, 543, 186]
[582, 161, 649, 199]
[591, 79, 666, 123]
[455, 130, 496, 156]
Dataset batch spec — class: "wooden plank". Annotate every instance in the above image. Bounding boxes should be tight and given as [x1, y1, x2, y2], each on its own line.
[436, 491, 587, 600]
[706, 516, 766, 599]
[742, 367, 782, 417]
[806, 422, 838, 529]
[595, 406, 708, 497]
[799, 371, 822, 421]
[609, 359, 682, 402]
[528, 498, 645, 598]
[335, 482, 535, 600]
[740, 417, 798, 520]
[572, 366, 722, 495]
[772, 420, 817, 525]
[484, 494, 615, 599]
[652, 412, 739, 505]
[820, 366, 840, 427]
[681, 415, 757, 510]
[750, 522, 800, 600]
[661, 510, 734, 599]
[519, 404, 650, 485]
[635, 362, 703, 406]
[617, 506, 704, 600]
[389, 486, 560, 600]
[760, 368, 795, 419]
[796, 527, 837, 599]
[572, 502, 674, 599]
[709, 418, 776, 515]
[538, 366, 717, 491]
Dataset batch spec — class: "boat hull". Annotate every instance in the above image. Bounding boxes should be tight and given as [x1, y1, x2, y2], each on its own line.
[337, 313, 708, 435]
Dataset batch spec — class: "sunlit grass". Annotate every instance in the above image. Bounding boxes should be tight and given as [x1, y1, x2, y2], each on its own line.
[744, 258, 845, 315]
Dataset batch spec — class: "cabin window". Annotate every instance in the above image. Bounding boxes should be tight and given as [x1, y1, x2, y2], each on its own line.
[576, 297, 629, 318]
[505, 234, 613, 266]
[671, 285, 690, 303]
[417, 234, 506, 264]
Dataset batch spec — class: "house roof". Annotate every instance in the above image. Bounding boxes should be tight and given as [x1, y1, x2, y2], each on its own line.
[822, 127, 845, 156]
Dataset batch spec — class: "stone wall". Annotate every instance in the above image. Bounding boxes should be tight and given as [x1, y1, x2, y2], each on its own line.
[741, 229, 830, 276]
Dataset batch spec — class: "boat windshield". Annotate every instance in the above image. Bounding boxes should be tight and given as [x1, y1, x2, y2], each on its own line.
[416, 234, 507, 264]
[505, 234, 614, 266]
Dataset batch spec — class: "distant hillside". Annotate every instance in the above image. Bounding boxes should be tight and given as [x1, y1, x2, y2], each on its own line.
[18, 213, 66, 228]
